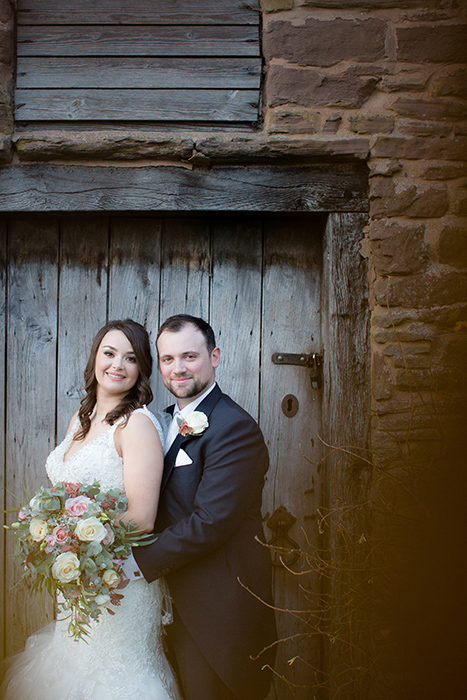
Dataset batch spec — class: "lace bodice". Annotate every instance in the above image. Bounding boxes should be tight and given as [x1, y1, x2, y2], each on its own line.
[46, 406, 166, 489]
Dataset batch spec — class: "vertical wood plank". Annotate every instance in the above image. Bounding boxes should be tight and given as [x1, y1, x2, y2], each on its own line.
[109, 218, 162, 410]
[56, 217, 109, 440]
[6, 217, 58, 654]
[210, 219, 262, 420]
[157, 218, 211, 410]
[0, 218, 6, 666]
[321, 212, 371, 699]
[260, 218, 324, 699]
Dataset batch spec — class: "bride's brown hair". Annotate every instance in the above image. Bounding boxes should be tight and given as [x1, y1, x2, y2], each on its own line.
[74, 319, 153, 441]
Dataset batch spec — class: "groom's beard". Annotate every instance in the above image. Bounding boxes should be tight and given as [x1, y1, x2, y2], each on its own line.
[164, 374, 210, 401]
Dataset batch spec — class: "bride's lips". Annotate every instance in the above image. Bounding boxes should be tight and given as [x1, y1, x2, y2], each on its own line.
[106, 372, 126, 381]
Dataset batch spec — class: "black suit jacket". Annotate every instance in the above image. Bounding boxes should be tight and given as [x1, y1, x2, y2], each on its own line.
[134, 385, 277, 699]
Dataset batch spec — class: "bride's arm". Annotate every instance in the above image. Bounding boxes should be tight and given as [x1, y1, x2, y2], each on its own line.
[116, 413, 164, 533]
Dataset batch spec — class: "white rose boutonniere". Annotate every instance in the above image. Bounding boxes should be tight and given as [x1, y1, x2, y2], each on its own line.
[178, 411, 209, 437]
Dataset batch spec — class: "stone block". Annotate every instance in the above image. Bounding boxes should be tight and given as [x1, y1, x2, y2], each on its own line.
[394, 368, 434, 390]
[397, 25, 467, 63]
[431, 68, 467, 100]
[399, 121, 452, 138]
[267, 65, 378, 108]
[372, 351, 393, 401]
[369, 220, 428, 275]
[370, 178, 448, 219]
[372, 321, 436, 344]
[0, 25, 13, 64]
[421, 162, 467, 181]
[0, 133, 11, 163]
[391, 98, 467, 123]
[322, 114, 341, 134]
[349, 115, 395, 135]
[303, 0, 446, 6]
[383, 342, 432, 371]
[373, 137, 467, 161]
[451, 189, 467, 218]
[381, 73, 429, 93]
[369, 159, 403, 177]
[264, 18, 386, 67]
[374, 270, 467, 308]
[14, 131, 195, 161]
[260, 0, 293, 11]
[267, 108, 321, 134]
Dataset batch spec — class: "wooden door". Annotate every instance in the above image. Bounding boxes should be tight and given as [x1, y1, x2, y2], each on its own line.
[0, 213, 367, 698]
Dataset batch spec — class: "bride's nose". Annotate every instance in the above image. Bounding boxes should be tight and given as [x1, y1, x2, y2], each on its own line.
[111, 356, 124, 370]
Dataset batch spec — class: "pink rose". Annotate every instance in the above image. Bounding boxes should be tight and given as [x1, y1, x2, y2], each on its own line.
[17, 507, 28, 521]
[102, 524, 115, 546]
[44, 534, 57, 553]
[65, 495, 92, 517]
[53, 525, 70, 544]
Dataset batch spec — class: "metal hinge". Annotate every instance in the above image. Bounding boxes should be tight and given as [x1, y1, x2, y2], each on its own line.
[271, 352, 323, 390]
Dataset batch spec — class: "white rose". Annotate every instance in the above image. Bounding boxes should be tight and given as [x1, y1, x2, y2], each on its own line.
[102, 569, 120, 588]
[74, 517, 107, 543]
[52, 552, 80, 583]
[94, 593, 111, 606]
[185, 411, 209, 436]
[29, 518, 48, 542]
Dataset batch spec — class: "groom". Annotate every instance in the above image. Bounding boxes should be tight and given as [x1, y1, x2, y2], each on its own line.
[134, 314, 277, 700]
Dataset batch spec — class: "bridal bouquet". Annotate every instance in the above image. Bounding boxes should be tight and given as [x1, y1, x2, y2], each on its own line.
[5, 481, 155, 641]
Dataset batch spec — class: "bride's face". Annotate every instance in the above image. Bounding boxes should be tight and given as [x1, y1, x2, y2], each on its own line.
[94, 330, 140, 398]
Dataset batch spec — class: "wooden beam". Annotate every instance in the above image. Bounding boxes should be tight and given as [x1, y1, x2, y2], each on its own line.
[0, 165, 369, 213]
[15, 89, 259, 122]
[17, 0, 261, 25]
[17, 25, 261, 58]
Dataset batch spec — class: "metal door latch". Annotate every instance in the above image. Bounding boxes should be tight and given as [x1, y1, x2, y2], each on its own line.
[266, 505, 301, 567]
[272, 352, 323, 390]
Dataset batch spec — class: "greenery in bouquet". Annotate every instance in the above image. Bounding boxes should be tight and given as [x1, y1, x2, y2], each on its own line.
[5, 480, 155, 641]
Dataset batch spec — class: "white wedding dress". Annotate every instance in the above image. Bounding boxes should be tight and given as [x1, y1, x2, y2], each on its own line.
[1, 407, 181, 700]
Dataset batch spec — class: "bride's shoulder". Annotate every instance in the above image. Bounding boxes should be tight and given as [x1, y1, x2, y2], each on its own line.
[127, 406, 169, 438]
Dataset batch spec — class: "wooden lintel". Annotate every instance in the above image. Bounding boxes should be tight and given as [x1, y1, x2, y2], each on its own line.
[0, 164, 368, 213]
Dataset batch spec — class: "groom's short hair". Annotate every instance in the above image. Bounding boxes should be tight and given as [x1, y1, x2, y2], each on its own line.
[157, 314, 216, 354]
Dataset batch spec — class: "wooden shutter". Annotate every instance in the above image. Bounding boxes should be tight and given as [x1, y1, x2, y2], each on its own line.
[15, 0, 261, 123]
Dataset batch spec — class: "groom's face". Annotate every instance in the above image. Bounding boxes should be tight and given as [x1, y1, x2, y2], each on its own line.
[157, 323, 220, 408]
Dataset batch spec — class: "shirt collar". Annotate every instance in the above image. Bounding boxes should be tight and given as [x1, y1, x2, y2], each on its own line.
[174, 382, 216, 421]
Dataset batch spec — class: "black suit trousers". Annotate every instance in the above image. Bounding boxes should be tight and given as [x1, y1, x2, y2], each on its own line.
[168, 606, 237, 700]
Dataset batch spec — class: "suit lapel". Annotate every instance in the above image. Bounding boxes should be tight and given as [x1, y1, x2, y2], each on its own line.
[160, 385, 222, 493]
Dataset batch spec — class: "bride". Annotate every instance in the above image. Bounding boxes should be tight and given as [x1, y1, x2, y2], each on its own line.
[1, 319, 181, 700]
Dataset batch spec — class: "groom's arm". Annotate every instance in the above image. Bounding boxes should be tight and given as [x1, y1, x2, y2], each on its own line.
[133, 410, 268, 583]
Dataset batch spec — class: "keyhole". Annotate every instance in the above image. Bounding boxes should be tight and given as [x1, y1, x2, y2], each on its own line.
[281, 394, 299, 418]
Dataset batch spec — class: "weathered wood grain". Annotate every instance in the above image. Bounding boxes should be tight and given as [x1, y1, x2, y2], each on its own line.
[15, 89, 259, 122]
[57, 218, 109, 439]
[16, 57, 261, 90]
[109, 218, 162, 410]
[210, 220, 262, 420]
[0, 166, 369, 213]
[17, 25, 260, 57]
[260, 218, 324, 699]
[0, 219, 5, 664]
[17, 0, 260, 25]
[155, 218, 212, 410]
[321, 212, 371, 697]
[6, 218, 57, 654]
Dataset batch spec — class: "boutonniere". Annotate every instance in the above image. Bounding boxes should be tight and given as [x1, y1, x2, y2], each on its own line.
[178, 411, 209, 437]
